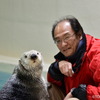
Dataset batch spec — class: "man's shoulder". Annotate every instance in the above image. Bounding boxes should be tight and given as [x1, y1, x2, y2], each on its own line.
[85, 34, 100, 60]
[86, 34, 100, 50]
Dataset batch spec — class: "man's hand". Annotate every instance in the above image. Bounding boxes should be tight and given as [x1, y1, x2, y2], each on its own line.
[64, 92, 79, 100]
[59, 60, 74, 77]
[64, 92, 73, 100]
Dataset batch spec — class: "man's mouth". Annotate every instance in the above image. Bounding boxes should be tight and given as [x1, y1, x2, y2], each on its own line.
[63, 48, 70, 52]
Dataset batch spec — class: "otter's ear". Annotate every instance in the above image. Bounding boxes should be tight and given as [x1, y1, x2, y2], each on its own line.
[18, 60, 23, 68]
[19, 60, 21, 65]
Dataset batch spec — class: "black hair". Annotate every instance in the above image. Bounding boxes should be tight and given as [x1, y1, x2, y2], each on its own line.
[52, 15, 84, 41]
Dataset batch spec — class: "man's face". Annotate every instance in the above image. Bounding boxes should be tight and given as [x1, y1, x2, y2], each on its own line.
[54, 21, 82, 57]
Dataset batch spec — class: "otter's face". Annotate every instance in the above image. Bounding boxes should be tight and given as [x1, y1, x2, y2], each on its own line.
[20, 50, 42, 70]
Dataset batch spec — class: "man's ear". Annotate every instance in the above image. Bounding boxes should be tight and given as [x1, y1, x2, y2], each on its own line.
[80, 35, 82, 40]
[78, 30, 82, 40]
[76, 33, 82, 40]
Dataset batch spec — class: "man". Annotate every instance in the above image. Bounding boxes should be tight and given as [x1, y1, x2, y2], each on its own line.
[47, 15, 100, 100]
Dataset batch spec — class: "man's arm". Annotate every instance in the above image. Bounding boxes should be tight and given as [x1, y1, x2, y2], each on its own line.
[47, 61, 64, 86]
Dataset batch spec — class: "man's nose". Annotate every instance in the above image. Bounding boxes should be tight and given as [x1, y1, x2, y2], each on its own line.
[61, 40, 68, 47]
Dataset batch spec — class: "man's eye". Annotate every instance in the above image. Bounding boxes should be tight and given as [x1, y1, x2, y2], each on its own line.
[65, 37, 69, 40]
[56, 40, 61, 43]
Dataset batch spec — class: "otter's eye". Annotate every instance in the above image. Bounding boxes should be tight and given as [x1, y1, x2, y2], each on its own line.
[37, 53, 39, 55]
[24, 55, 27, 58]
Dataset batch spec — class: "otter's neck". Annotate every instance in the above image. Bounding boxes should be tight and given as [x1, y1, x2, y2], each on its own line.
[16, 64, 43, 85]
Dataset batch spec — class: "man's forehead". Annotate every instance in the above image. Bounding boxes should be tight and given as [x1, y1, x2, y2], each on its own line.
[55, 21, 71, 32]
[57, 21, 70, 26]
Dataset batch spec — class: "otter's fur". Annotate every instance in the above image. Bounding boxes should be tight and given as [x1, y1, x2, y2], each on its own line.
[0, 50, 49, 100]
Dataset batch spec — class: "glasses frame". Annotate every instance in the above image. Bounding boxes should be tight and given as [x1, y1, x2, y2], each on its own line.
[54, 33, 75, 45]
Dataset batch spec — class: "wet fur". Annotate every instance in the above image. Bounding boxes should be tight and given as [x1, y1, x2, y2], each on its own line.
[0, 50, 49, 100]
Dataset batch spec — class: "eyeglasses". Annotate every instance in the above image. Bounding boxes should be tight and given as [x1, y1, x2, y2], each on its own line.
[54, 33, 75, 45]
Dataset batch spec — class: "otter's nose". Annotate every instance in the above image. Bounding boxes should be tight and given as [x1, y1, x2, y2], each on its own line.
[30, 54, 37, 60]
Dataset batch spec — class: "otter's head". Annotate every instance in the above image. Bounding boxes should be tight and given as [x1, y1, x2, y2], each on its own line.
[19, 50, 43, 71]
